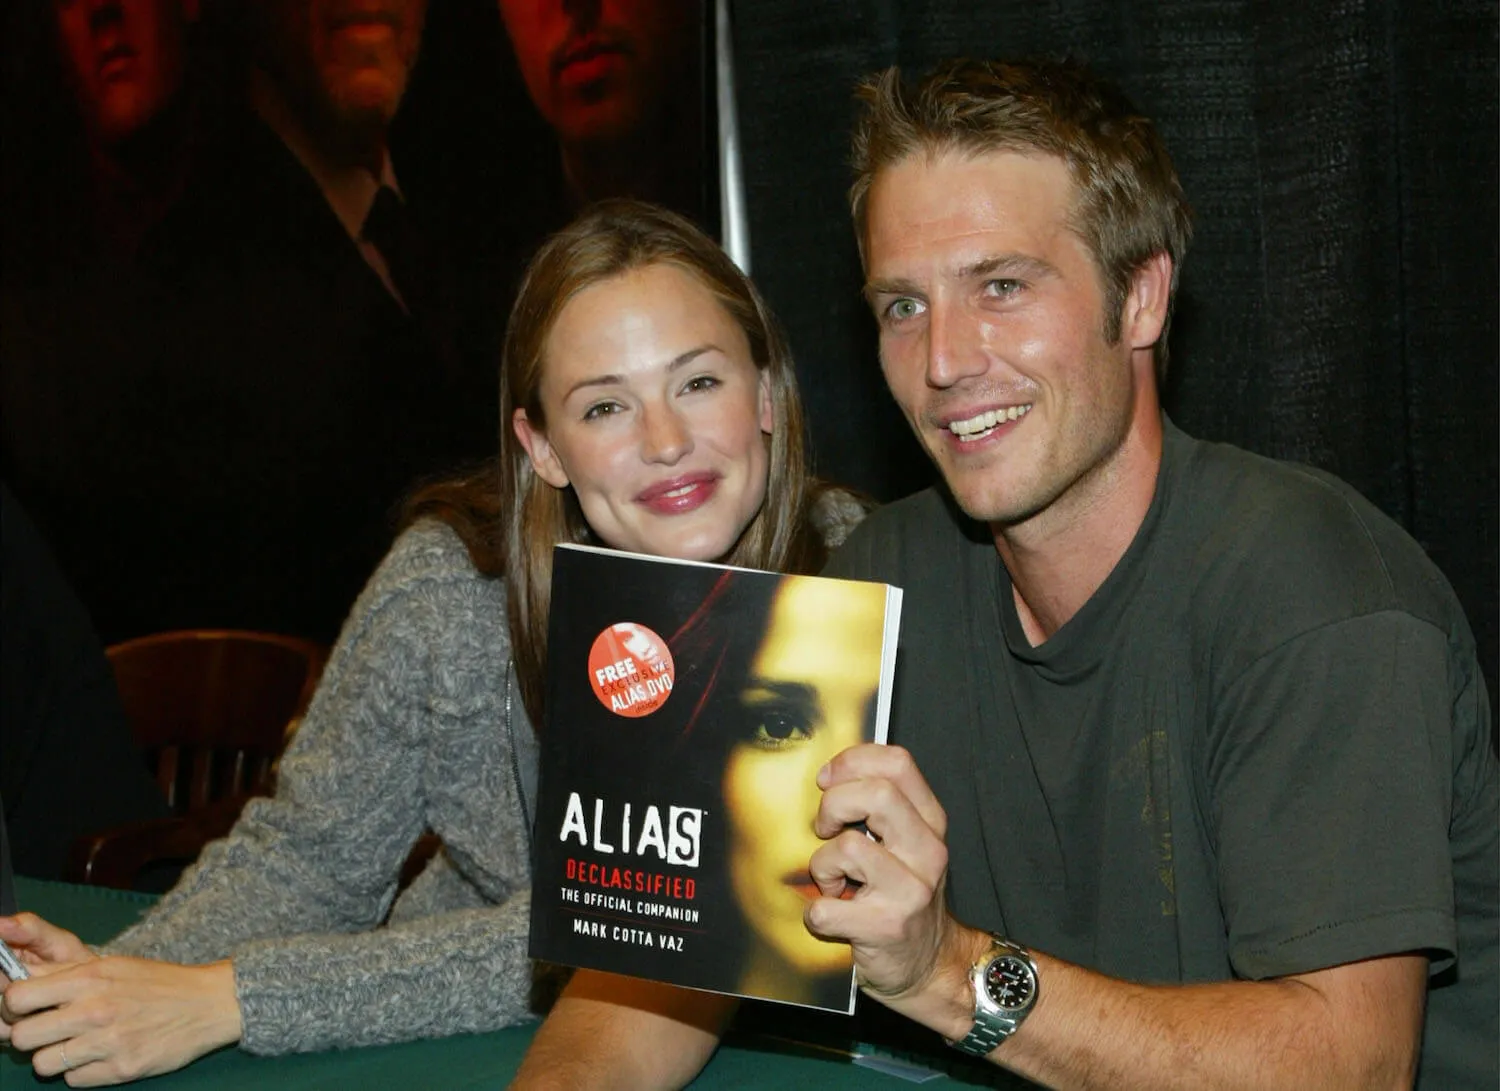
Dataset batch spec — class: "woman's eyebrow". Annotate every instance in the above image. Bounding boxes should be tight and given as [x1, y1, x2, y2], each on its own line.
[666, 344, 718, 372]
[562, 345, 720, 402]
[740, 679, 820, 713]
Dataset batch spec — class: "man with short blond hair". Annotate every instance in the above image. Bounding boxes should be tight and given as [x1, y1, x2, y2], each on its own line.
[814, 57, 1496, 1090]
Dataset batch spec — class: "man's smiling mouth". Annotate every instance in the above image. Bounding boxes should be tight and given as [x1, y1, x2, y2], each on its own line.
[948, 403, 1032, 442]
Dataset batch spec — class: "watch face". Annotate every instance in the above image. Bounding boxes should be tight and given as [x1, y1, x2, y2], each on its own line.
[984, 955, 1036, 1012]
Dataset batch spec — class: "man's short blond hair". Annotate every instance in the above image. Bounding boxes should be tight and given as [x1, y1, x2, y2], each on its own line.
[850, 58, 1193, 380]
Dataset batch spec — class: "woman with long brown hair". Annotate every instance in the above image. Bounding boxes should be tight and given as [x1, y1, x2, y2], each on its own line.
[0, 201, 865, 1085]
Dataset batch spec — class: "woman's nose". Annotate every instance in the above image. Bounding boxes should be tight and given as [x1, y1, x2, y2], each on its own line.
[640, 403, 692, 465]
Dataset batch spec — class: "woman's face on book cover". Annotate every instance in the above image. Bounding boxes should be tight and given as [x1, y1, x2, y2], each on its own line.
[722, 577, 886, 986]
[516, 262, 773, 562]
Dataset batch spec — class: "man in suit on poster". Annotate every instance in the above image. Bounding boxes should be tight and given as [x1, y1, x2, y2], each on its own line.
[5, 0, 498, 647]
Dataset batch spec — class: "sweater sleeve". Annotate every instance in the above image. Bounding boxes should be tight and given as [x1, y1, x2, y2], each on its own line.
[105, 525, 540, 1050]
[232, 888, 535, 1053]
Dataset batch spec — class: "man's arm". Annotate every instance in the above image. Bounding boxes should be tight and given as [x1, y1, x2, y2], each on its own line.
[808, 745, 1427, 1091]
[509, 970, 735, 1090]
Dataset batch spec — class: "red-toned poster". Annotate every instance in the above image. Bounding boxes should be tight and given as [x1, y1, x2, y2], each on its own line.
[0, 0, 721, 647]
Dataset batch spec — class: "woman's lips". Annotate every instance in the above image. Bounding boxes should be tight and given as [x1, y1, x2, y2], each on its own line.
[784, 871, 821, 901]
[635, 472, 719, 516]
[785, 870, 861, 901]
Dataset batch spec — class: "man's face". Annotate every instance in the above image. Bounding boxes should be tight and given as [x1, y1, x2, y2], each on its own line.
[54, 0, 193, 148]
[864, 149, 1143, 528]
[498, 0, 695, 146]
[264, 0, 427, 134]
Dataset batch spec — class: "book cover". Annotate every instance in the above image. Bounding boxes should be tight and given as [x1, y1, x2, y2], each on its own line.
[527, 543, 903, 1014]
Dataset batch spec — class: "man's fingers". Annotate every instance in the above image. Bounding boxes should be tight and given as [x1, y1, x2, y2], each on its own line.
[806, 829, 945, 937]
[816, 782, 948, 889]
[818, 745, 947, 837]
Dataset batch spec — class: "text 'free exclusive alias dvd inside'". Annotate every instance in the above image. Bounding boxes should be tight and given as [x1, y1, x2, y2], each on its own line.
[527, 544, 903, 1014]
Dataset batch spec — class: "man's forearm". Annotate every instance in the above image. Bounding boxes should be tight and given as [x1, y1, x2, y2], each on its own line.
[510, 971, 735, 1090]
[882, 925, 1426, 1091]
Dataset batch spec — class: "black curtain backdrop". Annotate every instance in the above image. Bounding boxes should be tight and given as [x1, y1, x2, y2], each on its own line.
[732, 0, 1498, 724]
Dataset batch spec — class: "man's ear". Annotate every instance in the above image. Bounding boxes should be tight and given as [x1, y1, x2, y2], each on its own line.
[512, 409, 570, 489]
[1122, 252, 1172, 353]
[757, 369, 774, 436]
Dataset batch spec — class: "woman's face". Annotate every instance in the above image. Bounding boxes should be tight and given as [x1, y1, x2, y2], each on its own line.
[722, 577, 888, 976]
[514, 263, 773, 562]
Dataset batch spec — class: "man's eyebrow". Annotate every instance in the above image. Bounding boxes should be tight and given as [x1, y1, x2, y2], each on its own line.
[955, 253, 1059, 281]
[863, 277, 922, 305]
[561, 345, 718, 401]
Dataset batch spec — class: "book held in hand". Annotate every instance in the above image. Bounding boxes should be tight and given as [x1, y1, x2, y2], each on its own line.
[527, 543, 903, 1014]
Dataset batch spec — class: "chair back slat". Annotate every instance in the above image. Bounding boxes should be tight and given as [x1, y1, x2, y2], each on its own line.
[157, 745, 181, 811]
[107, 630, 327, 818]
[69, 630, 328, 888]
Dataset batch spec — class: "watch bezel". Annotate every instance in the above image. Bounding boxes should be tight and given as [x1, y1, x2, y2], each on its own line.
[980, 951, 1038, 1014]
[948, 935, 1039, 1057]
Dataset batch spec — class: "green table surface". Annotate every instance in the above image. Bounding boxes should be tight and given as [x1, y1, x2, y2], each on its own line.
[0, 878, 1011, 1089]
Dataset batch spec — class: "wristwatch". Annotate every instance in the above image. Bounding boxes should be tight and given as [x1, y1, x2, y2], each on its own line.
[948, 934, 1039, 1057]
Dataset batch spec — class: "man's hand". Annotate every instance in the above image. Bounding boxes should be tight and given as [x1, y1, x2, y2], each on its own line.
[800, 746, 1427, 1091]
[804, 743, 985, 1032]
[2, 955, 242, 1087]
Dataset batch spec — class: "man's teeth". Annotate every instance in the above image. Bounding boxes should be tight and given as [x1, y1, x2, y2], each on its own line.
[948, 404, 1032, 438]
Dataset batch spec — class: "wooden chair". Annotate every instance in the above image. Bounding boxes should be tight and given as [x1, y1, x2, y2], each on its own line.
[66, 630, 328, 888]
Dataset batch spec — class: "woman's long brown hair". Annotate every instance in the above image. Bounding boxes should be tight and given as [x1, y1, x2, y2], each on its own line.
[402, 200, 829, 729]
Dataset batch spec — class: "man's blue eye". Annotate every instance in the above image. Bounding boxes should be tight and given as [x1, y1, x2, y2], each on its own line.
[889, 298, 921, 320]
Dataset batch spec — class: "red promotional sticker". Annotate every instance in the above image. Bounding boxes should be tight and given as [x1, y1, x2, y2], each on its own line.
[587, 622, 675, 718]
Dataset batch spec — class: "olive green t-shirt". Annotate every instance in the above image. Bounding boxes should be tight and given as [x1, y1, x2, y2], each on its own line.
[825, 420, 1497, 1088]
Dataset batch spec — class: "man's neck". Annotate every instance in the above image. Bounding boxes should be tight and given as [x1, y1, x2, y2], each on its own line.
[249, 68, 390, 239]
[87, 98, 194, 255]
[994, 397, 1164, 647]
[558, 117, 700, 212]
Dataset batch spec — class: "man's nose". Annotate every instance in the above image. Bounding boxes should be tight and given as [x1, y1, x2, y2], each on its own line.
[925, 302, 989, 389]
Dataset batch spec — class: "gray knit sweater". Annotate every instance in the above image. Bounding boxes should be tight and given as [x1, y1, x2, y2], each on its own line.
[106, 494, 868, 1055]
[107, 521, 539, 1053]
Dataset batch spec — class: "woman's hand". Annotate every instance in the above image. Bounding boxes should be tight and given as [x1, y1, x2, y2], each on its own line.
[0, 912, 94, 975]
[0, 912, 96, 1046]
[2, 955, 242, 1087]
